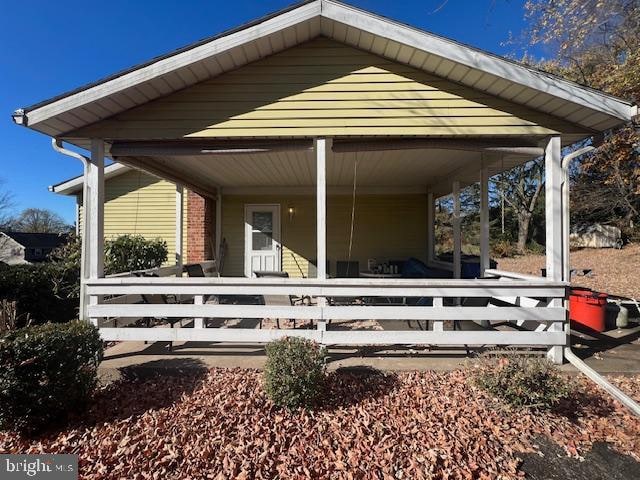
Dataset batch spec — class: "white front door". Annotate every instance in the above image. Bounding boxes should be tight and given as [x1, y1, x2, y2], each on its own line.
[244, 204, 281, 277]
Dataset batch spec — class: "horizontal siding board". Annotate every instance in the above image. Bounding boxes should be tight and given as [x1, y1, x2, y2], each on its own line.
[78, 170, 188, 265]
[71, 38, 587, 139]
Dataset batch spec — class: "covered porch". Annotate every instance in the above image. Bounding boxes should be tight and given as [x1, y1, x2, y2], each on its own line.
[80, 135, 568, 363]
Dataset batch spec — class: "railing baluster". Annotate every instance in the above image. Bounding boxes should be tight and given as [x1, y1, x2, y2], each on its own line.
[194, 295, 204, 329]
[432, 297, 444, 331]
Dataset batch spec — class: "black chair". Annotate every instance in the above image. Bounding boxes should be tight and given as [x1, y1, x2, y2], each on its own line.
[135, 272, 182, 351]
[336, 260, 359, 278]
[254, 271, 310, 329]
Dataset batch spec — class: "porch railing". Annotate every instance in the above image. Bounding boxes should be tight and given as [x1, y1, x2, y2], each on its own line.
[86, 276, 567, 348]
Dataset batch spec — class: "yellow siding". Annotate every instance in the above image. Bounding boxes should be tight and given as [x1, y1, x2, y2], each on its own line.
[222, 194, 426, 277]
[71, 38, 585, 139]
[78, 170, 188, 265]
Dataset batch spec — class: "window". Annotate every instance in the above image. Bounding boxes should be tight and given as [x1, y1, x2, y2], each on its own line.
[252, 211, 273, 251]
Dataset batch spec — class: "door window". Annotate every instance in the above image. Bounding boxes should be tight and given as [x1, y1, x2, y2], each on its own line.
[252, 211, 273, 251]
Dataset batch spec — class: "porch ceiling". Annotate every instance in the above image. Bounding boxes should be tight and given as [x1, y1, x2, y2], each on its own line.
[115, 146, 525, 197]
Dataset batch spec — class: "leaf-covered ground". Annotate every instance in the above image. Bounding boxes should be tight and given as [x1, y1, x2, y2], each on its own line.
[1, 368, 639, 479]
[498, 244, 640, 300]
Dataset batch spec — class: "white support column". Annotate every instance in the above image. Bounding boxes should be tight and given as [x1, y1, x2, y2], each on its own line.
[315, 138, 328, 280]
[315, 138, 330, 334]
[175, 185, 184, 276]
[86, 139, 105, 326]
[427, 191, 435, 265]
[452, 180, 462, 280]
[479, 162, 490, 277]
[545, 136, 565, 364]
[215, 190, 222, 259]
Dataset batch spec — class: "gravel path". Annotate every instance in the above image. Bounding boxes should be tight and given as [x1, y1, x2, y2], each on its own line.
[497, 244, 640, 299]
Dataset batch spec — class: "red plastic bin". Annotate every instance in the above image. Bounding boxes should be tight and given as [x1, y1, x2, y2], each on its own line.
[569, 288, 607, 332]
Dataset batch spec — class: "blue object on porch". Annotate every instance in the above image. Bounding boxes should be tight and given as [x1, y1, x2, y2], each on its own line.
[401, 257, 452, 278]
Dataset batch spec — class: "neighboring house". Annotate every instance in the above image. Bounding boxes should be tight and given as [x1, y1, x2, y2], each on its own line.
[0, 231, 68, 265]
[13, 0, 637, 361]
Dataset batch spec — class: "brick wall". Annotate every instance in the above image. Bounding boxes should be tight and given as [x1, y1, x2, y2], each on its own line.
[187, 190, 215, 262]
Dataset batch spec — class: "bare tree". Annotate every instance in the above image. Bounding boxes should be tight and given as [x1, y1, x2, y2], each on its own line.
[493, 159, 545, 253]
[8, 208, 71, 234]
[0, 179, 13, 229]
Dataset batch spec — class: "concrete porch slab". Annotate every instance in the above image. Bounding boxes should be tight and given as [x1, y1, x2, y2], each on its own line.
[98, 322, 640, 382]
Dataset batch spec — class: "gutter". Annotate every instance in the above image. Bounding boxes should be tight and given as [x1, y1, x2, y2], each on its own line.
[51, 138, 89, 322]
[561, 142, 640, 417]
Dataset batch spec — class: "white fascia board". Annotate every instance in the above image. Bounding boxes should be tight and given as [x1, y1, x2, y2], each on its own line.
[24, 1, 322, 127]
[321, 0, 635, 122]
[50, 163, 129, 195]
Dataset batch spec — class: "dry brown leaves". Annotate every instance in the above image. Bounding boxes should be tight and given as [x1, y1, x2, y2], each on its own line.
[497, 244, 640, 300]
[0, 369, 638, 479]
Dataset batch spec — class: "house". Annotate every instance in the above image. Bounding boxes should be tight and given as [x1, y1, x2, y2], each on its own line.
[13, 0, 637, 362]
[0, 231, 68, 265]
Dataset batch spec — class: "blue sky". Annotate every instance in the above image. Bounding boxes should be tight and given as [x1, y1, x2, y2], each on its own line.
[0, 0, 536, 224]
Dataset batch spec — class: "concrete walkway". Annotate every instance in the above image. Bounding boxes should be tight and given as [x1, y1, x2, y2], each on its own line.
[99, 322, 640, 381]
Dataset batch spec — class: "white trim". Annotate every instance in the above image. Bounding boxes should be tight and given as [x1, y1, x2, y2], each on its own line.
[222, 185, 428, 196]
[51, 162, 129, 195]
[96, 327, 566, 346]
[322, 1, 634, 121]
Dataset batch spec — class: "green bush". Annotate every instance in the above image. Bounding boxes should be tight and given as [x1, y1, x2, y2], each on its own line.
[0, 263, 77, 327]
[105, 234, 168, 274]
[0, 321, 104, 434]
[471, 350, 572, 410]
[264, 337, 326, 409]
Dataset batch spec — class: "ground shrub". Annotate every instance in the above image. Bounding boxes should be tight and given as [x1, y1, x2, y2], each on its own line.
[263, 337, 326, 409]
[0, 321, 103, 434]
[471, 350, 572, 409]
[0, 263, 77, 327]
[105, 234, 168, 274]
[491, 239, 518, 258]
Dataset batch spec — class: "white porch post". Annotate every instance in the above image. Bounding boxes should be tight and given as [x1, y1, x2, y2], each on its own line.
[215, 190, 222, 258]
[427, 191, 435, 265]
[315, 138, 328, 281]
[315, 137, 329, 333]
[452, 180, 461, 279]
[86, 139, 105, 326]
[175, 185, 184, 276]
[545, 135, 564, 364]
[479, 162, 490, 276]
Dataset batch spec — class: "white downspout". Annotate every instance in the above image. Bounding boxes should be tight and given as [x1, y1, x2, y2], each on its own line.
[51, 138, 90, 322]
[561, 144, 640, 417]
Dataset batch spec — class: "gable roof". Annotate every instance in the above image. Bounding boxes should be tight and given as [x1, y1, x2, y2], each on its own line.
[12, 0, 636, 143]
[49, 163, 130, 195]
[1, 231, 68, 249]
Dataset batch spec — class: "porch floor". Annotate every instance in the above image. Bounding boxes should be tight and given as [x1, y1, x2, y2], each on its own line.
[98, 321, 640, 383]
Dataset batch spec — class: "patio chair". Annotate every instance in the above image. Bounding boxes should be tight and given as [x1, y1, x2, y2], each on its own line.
[255, 271, 310, 329]
[135, 272, 183, 351]
[330, 261, 361, 306]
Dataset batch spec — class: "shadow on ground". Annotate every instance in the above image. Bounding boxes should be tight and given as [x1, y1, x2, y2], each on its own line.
[78, 358, 209, 427]
[521, 437, 640, 480]
[320, 366, 398, 409]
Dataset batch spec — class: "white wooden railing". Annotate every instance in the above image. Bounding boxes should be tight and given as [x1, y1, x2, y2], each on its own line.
[86, 276, 568, 348]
